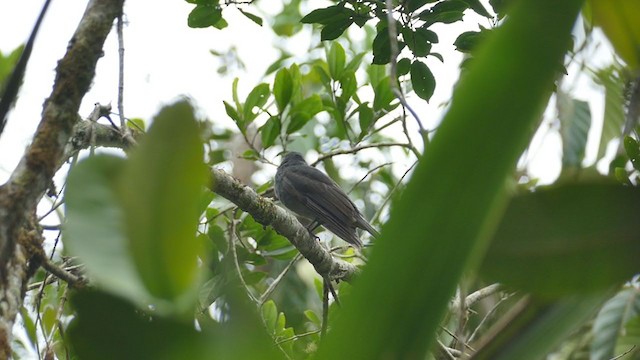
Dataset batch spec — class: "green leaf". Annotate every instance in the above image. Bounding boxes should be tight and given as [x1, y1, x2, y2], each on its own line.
[273, 68, 293, 113]
[462, 0, 492, 17]
[300, 5, 351, 25]
[397, 58, 412, 76]
[327, 42, 346, 80]
[318, 0, 585, 358]
[260, 116, 281, 148]
[591, 287, 640, 360]
[358, 103, 374, 139]
[243, 83, 270, 124]
[472, 295, 609, 360]
[410, 60, 436, 101]
[287, 95, 323, 134]
[404, 0, 439, 13]
[65, 155, 151, 307]
[339, 71, 357, 101]
[558, 95, 591, 169]
[593, 66, 625, 160]
[402, 27, 432, 57]
[373, 77, 395, 111]
[481, 183, 640, 297]
[454, 30, 485, 53]
[261, 300, 278, 333]
[223, 101, 242, 127]
[321, 17, 354, 41]
[417, 27, 439, 43]
[372, 27, 392, 65]
[238, 8, 262, 26]
[623, 136, 640, 171]
[187, 5, 222, 28]
[119, 101, 208, 304]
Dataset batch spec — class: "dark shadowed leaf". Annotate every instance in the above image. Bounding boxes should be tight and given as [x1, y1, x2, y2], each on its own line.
[410, 60, 436, 101]
[187, 5, 222, 28]
[481, 183, 640, 297]
[321, 17, 353, 41]
[372, 27, 392, 65]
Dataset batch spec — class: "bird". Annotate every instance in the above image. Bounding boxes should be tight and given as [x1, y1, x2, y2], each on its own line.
[274, 152, 380, 248]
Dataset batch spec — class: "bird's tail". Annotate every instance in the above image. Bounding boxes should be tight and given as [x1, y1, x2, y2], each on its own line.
[359, 218, 380, 238]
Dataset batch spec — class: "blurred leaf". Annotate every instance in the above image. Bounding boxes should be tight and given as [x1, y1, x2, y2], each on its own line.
[410, 60, 436, 101]
[65, 155, 151, 306]
[472, 295, 608, 360]
[327, 42, 346, 80]
[397, 58, 411, 76]
[339, 71, 357, 101]
[273, 68, 293, 113]
[321, 17, 354, 41]
[589, 0, 640, 70]
[287, 94, 323, 134]
[404, 0, 439, 13]
[119, 101, 208, 306]
[260, 116, 281, 148]
[243, 83, 270, 124]
[623, 136, 640, 171]
[616, 316, 640, 357]
[19, 307, 37, 349]
[238, 8, 262, 26]
[68, 290, 216, 360]
[300, 5, 351, 25]
[462, 0, 492, 17]
[373, 76, 395, 112]
[358, 103, 374, 139]
[262, 300, 278, 334]
[402, 27, 432, 57]
[591, 287, 640, 360]
[318, 0, 585, 358]
[592, 65, 625, 160]
[454, 30, 487, 53]
[187, 5, 222, 28]
[372, 27, 392, 65]
[481, 183, 640, 297]
[558, 95, 591, 169]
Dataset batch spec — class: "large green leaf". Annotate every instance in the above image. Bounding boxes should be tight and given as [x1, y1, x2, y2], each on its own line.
[481, 183, 640, 297]
[65, 156, 151, 306]
[318, 0, 584, 358]
[591, 287, 640, 360]
[119, 101, 208, 305]
[472, 295, 609, 360]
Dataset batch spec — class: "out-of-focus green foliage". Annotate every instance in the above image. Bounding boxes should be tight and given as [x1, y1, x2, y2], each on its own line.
[15, 1, 640, 359]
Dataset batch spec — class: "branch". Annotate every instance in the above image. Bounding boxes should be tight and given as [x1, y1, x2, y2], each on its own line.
[0, 0, 125, 356]
[209, 168, 359, 282]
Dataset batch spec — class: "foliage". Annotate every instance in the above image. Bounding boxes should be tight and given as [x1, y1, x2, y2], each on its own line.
[5, 0, 640, 359]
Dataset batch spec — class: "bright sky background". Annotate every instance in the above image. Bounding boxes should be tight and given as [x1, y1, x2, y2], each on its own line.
[0, 1, 617, 185]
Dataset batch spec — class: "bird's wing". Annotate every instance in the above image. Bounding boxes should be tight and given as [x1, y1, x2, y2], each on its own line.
[287, 166, 361, 246]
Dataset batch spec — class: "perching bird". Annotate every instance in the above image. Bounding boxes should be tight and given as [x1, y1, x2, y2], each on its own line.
[274, 152, 379, 248]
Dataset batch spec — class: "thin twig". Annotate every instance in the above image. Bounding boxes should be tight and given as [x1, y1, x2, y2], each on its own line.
[259, 253, 302, 305]
[228, 217, 259, 303]
[312, 142, 417, 165]
[274, 330, 321, 345]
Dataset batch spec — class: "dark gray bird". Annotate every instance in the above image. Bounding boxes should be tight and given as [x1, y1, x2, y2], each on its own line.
[275, 152, 379, 248]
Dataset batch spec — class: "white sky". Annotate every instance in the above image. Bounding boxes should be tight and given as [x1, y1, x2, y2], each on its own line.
[0, 1, 617, 185]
